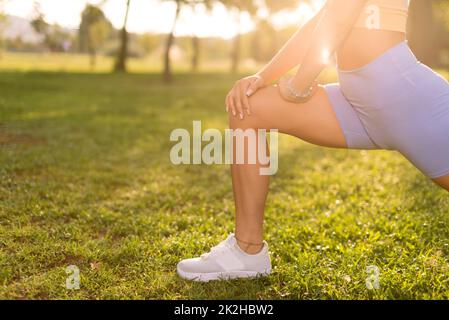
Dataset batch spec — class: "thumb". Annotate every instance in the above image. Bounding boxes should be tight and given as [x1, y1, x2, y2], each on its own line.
[246, 77, 263, 97]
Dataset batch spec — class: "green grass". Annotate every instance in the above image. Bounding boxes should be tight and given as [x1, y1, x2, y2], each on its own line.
[1, 62, 449, 299]
[0, 52, 260, 74]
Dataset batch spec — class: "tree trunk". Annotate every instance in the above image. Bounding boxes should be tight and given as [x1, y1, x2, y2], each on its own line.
[89, 49, 96, 70]
[230, 14, 241, 74]
[191, 35, 200, 72]
[230, 33, 241, 74]
[115, 0, 131, 72]
[87, 28, 95, 70]
[163, 1, 181, 83]
[407, 0, 437, 66]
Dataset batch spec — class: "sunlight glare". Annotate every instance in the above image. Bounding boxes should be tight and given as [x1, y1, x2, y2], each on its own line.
[321, 48, 331, 65]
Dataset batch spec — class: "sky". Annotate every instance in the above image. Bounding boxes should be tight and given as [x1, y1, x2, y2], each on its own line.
[2, 0, 324, 39]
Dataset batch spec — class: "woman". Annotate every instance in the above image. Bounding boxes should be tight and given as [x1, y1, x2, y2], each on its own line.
[177, 0, 449, 282]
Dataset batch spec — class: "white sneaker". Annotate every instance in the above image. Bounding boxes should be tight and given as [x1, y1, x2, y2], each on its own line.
[177, 234, 271, 282]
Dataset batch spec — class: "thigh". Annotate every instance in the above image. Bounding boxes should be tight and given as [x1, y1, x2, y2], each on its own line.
[234, 85, 347, 149]
[434, 174, 449, 192]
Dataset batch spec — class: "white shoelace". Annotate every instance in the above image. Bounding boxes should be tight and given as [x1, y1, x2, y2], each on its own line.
[200, 242, 231, 260]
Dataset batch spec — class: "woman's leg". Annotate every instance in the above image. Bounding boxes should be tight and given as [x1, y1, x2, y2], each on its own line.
[229, 85, 347, 254]
[434, 174, 449, 191]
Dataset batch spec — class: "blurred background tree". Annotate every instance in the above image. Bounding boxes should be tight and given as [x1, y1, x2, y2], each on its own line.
[163, 0, 182, 82]
[433, 0, 449, 66]
[251, 0, 303, 64]
[31, 2, 73, 53]
[219, 0, 257, 74]
[114, 0, 131, 72]
[407, 0, 436, 66]
[190, 1, 214, 73]
[79, 3, 113, 69]
[408, 0, 449, 67]
[30, 2, 49, 47]
[162, 0, 213, 82]
[251, 19, 277, 64]
[0, 0, 448, 74]
[0, 0, 6, 59]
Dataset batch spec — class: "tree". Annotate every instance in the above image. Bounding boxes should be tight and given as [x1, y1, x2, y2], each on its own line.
[30, 2, 50, 48]
[251, 19, 277, 63]
[79, 4, 113, 69]
[162, 0, 213, 82]
[432, 0, 449, 66]
[189, 1, 213, 72]
[0, 0, 7, 59]
[163, 0, 182, 82]
[191, 34, 200, 72]
[46, 24, 73, 52]
[138, 33, 159, 56]
[30, 4, 71, 52]
[407, 0, 437, 66]
[114, 0, 131, 72]
[253, 1, 310, 62]
[220, 0, 257, 74]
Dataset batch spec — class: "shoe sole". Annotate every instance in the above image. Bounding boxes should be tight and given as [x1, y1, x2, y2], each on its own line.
[177, 268, 271, 282]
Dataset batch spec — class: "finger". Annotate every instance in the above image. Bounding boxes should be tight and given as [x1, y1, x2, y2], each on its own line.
[234, 88, 244, 120]
[246, 77, 262, 97]
[241, 83, 251, 115]
[229, 93, 237, 116]
[225, 94, 230, 113]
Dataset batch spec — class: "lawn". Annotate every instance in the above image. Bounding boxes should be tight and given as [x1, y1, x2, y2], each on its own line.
[0, 51, 260, 74]
[1, 62, 449, 299]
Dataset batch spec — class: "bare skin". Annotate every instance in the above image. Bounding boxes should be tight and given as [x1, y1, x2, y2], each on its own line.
[230, 86, 347, 252]
[435, 175, 449, 190]
[225, 0, 449, 254]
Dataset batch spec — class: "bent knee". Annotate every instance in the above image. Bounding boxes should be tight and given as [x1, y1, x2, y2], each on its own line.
[228, 111, 257, 130]
[248, 85, 279, 113]
[229, 85, 278, 130]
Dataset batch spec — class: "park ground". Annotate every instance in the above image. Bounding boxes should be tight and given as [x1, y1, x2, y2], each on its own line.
[1, 53, 449, 299]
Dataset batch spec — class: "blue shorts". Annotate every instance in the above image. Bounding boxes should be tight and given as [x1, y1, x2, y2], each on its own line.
[324, 41, 449, 179]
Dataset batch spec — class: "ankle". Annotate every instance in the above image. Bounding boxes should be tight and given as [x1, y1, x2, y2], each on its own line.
[235, 236, 264, 255]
